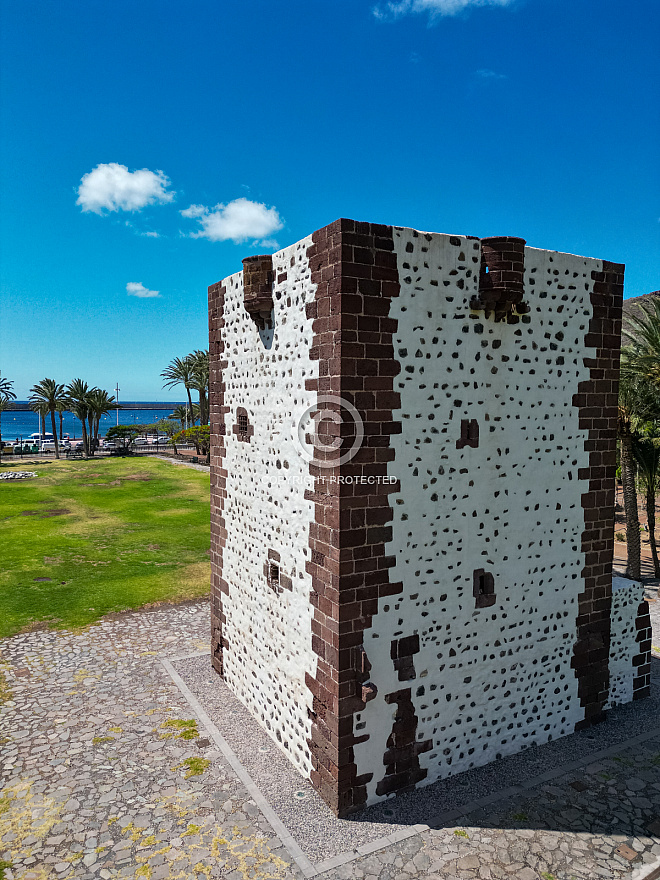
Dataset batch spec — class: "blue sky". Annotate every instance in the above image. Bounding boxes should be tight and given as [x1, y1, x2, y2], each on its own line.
[1, 0, 658, 399]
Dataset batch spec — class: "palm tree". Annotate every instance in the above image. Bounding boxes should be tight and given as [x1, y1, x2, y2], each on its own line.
[623, 298, 660, 384]
[0, 374, 17, 464]
[161, 357, 197, 426]
[66, 379, 92, 457]
[189, 349, 209, 425]
[29, 379, 67, 459]
[169, 405, 190, 429]
[632, 434, 660, 577]
[87, 388, 117, 448]
[618, 356, 660, 580]
[620, 302, 660, 579]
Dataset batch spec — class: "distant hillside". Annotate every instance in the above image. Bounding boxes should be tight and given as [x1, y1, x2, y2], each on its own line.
[622, 291, 660, 343]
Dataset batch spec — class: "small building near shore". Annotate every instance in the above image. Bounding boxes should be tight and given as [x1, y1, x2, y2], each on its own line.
[207, 218, 651, 817]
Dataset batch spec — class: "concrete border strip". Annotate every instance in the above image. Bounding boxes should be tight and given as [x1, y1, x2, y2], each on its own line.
[634, 858, 660, 880]
[163, 655, 660, 878]
[160, 657, 317, 878]
[167, 649, 211, 662]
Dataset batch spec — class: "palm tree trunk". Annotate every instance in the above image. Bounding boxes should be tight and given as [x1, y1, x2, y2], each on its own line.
[621, 434, 642, 580]
[87, 415, 94, 455]
[646, 481, 660, 578]
[50, 408, 60, 459]
[59, 411, 63, 440]
[0, 411, 3, 464]
[81, 420, 89, 457]
[186, 387, 195, 426]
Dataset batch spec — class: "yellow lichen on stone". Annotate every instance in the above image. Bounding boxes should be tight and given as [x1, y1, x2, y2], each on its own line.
[160, 719, 199, 741]
[170, 757, 210, 779]
[122, 822, 145, 843]
[0, 781, 64, 867]
[0, 664, 12, 706]
[211, 828, 290, 879]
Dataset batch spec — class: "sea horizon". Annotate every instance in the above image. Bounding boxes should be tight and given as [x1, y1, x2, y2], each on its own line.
[2, 401, 188, 440]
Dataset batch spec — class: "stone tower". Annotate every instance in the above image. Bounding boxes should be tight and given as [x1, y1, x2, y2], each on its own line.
[208, 219, 650, 817]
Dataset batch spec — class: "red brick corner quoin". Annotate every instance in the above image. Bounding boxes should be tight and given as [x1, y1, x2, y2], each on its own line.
[303, 219, 403, 817]
[571, 261, 624, 729]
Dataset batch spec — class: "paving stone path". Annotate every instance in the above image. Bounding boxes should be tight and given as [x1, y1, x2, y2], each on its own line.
[1, 599, 659, 880]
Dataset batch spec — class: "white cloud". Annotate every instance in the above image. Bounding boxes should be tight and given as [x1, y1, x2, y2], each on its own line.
[180, 204, 207, 219]
[77, 163, 175, 214]
[258, 239, 280, 250]
[180, 197, 284, 244]
[141, 230, 161, 238]
[126, 282, 160, 298]
[374, 0, 514, 20]
[475, 68, 508, 79]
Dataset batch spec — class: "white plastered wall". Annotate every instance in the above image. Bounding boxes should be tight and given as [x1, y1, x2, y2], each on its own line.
[219, 237, 318, 777]
[354, 227, 605, 804]
[607, 575, 643, 708]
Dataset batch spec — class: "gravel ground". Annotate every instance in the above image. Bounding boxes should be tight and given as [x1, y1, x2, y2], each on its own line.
[0, 596, 658, 880]
[174, 645, 660, 868]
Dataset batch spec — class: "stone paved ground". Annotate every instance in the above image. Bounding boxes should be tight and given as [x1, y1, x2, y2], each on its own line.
[1, 599, 659, 880]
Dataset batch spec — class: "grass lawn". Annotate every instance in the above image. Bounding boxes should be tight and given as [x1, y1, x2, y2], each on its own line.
[0, 457, 210, 637]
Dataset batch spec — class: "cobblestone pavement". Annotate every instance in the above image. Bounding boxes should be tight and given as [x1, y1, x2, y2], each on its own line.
[1, 599, 659, 880]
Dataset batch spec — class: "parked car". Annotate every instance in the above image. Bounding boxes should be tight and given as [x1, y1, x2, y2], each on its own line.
[13, 443, 37, 454]
[41, 440, 71, 452]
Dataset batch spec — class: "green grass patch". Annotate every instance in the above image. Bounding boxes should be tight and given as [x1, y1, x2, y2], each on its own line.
[171, 757, 210, 779]
[160, 718, 199, 741]
[0, 458, 210, 636]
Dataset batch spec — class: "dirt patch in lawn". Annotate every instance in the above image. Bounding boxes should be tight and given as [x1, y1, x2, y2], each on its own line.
[178, 561, 211, 593]
[124, 474, 152, 481]
[20, 508, 70, 518]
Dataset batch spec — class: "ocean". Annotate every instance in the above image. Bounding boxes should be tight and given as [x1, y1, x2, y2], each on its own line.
[1, 402, 187, 441]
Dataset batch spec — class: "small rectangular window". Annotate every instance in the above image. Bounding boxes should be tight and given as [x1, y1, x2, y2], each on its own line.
[473, 568, 495, 608]
[457, 418, 479, 450]
[269, 563, 280, 586]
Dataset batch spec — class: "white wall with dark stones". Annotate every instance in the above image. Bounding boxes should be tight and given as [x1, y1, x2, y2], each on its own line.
[218, 236, 318, 777]
[607, 575, 643, 708]
[354, 228, 611, 804]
